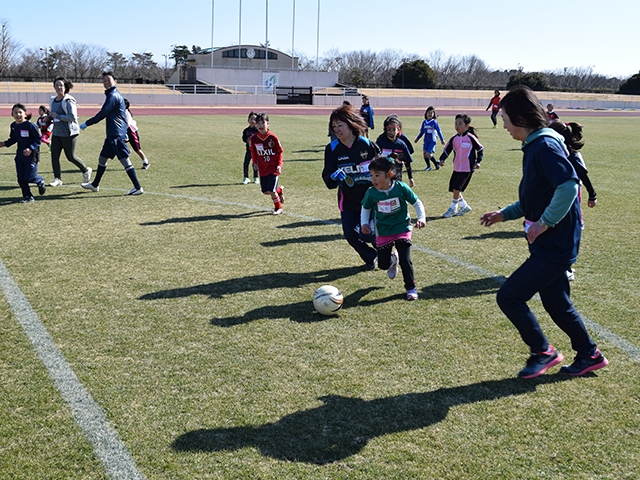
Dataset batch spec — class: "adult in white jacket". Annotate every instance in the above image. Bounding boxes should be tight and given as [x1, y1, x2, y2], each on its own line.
[48, 77, 92, 186]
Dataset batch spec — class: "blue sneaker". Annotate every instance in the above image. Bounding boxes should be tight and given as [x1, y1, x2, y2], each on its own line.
[443, 206, 457, 218]
[560, 349, 608, 376]
[455, 205, 472, 216]
[518, 346, 564, 379]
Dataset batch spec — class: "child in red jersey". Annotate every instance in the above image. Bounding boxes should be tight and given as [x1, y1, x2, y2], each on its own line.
[37, 105, 53, 146]
[546, 104, 559, 123]
[249, 112, 285, 215]
[485, 90, 501, 128]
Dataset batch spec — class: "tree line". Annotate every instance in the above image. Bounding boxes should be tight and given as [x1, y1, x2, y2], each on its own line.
[1, 18, 636, 93]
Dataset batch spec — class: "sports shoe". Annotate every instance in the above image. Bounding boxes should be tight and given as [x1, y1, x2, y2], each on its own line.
[424, 166, 432, 171]
[83, 167, 92, 183]
[387, 250, 399, 279]
[406, 288, 419, 301]
[434, 164, 440, 170]
[253, 177, 259, 184]
[126, 187, 144, 196]
[278, 186, 285, 204]
[566, 268, 575, 281]
[142, 162, 150, 170]
[81, 182, 99, 192]
[443, 206, 458, 218]
[20, 196, 35, 203]
[38, 183, 46, 195]
[242, 177, 250, 185]
[455, 205, 472, 216]
[49, 178, 62, 187]
[272, 208, 283, 215]
[364, 257, 377, 271]
[560, 349, 608, 376]
[518, 346, 564, 379]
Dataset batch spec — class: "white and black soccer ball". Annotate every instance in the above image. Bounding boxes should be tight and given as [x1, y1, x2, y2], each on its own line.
[312, 285, 344, 316]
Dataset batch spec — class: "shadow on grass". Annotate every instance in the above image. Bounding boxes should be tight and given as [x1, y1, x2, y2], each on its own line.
[277, 219, 340, 229]
[261, 233, 343, 247]
[171, 375, 573, 465]
[211, 286, 382, 327]
[462, 230, 524, 240]
[140, 211, 264, 226]
[286, 157, 322, 163]
[139, 266, 364, 301]
[420, 277, 503, 299]
[292, 146, 325, 154]
[0, 190, 91, 205]
[169, 183, 228, 189]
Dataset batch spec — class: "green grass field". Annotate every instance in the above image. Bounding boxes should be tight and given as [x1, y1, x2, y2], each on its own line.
[1, 111, 639, 479]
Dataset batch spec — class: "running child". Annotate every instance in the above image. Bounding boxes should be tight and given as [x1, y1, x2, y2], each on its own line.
[249, 112, 285, 215]
[0, 103, 46, 203]
[414, 106, 445, 170]
[549, 120, 597, 281]
[124, 99, 150, 169]
[37, 105, 53, 146]
[439, 114, 484, 218]
[361, 155, 426, 301]
[546, 103, 559, 123]
[486, 90, 501, 128]
[375, 115, 415, 187]
[241, 111, 259, 184]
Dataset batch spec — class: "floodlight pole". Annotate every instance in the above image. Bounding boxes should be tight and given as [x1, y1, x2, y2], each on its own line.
[265, 0, 269, 71]
[239, 0, 242, 68]
[291, 0, 296, 70]
[316, 0, 320, 71]
[211, 0, 215, 68]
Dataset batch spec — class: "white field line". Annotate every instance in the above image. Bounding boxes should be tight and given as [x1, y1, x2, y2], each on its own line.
[0, 259, 145, 480]
[1, 183, 638, 478]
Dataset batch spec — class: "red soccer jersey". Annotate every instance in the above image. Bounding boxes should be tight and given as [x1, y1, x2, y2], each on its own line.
[249, 131, 283, 176]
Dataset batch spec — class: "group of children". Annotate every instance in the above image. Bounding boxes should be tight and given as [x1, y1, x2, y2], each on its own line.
[0, 99, 150, 203]
[238, 100, 595, 302]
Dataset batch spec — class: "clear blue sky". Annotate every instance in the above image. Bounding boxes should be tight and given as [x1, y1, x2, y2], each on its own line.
[3, 0, 637, 78]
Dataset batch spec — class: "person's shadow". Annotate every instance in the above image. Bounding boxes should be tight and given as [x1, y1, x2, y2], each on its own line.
[172, 375, 573, 465]
[139, 266, 363, 301]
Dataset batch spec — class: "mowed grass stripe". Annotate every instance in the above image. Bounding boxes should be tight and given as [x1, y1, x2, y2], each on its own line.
[0, 259, 146, 480]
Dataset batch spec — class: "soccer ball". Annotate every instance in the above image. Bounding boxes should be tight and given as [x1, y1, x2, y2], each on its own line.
[312, 285, 344, 316]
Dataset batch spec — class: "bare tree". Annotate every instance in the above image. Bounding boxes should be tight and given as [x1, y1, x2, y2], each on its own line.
[0, 18, 21, 76]
[12, 47, 41, 81]
[60, 42, 108, 81]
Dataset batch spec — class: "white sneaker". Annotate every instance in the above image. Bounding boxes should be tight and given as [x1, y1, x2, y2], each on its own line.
[83, 168, 92, 183]
[253, 177, 259, 184]
[387, 250, 399, 279]
[566, 268, 575, 281]
[443, 206, 457, 218]
[406, 288, 419, 301]
[242, 177, 250, 184]
[126, 187, 144, 196]
[272, 208, 283, 215]
[81, 182, 98, 192]
[49, 178, 63, 187]
[455, 205, 472, 216]
[142, 162, 150, 170]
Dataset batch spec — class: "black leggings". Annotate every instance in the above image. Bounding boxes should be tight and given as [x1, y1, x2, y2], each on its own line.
[377, 240, 415, 290]
[51, 134, 88, 178]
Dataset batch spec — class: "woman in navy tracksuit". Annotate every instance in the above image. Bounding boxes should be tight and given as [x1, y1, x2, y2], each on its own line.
[480, 85, 607, 379]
